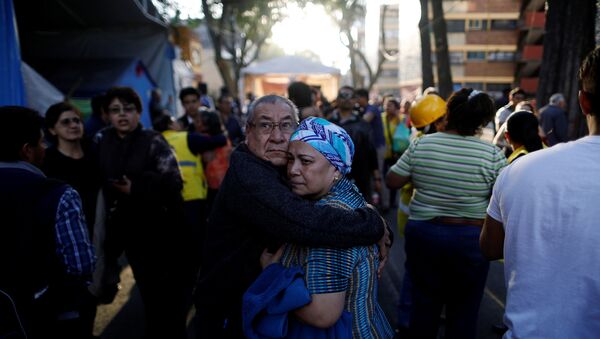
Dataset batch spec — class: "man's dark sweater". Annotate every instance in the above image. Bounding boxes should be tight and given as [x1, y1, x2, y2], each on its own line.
[539, 104, 568, 146]
[332, 112, 379, 200]
[195, 143, 384, 335]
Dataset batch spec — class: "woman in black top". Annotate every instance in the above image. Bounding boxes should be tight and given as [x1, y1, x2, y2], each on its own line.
[43, 101, 101, 232]
[42, 101, 102, 338]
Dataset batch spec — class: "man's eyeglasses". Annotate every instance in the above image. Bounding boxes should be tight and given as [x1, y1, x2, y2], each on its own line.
[108, 105, 137, 115]
[248, 121, 298, 135]
[58, 117, 82, 126]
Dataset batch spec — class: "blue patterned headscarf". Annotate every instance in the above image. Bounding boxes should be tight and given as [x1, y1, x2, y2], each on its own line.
[290, 117, 354, 175]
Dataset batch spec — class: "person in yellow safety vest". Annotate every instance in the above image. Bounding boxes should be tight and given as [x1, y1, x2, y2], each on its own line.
[153, 114, 227, 286]
[388, 92, 447, 335]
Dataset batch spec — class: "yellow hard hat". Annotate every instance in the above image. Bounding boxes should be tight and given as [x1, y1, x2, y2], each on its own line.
[409, 94, 447, 128]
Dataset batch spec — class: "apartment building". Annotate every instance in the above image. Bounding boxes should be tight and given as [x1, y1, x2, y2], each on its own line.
[375, 3, 402, 97]
[367, 0, 532, 99]
[515, 0, 545, 95]
[430, 0, 521, 98]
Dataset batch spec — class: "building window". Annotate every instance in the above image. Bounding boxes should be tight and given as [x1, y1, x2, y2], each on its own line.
[486, 83, 512, 92]
[467, 51, 486, 60]
[491, 19, 517, 30]
[432, 52, 465, 64]
[465, 82, 484, 90]
[386, 8, 399, 17]
[385, 29, 399, 39]
[450, 51, 464, 64]
[468, 19, 487, 31]
[488, 51, 515, 61]
[381, 69, 399, 78]
[446, 20, 466, 33]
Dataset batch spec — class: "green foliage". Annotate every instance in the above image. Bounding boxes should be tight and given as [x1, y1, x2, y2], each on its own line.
[203, 0, 287, 46]
[202, 0, 291, 95]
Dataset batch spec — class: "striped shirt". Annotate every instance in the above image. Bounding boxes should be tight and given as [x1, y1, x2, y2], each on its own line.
[390, 132, 506, 220]
[1, 161, 96, 279]
[281, 178, 393, 338]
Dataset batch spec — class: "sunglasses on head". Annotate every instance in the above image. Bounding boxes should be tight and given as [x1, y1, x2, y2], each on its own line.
[58, 117, 82, 126]
[338, 91, 355, 100]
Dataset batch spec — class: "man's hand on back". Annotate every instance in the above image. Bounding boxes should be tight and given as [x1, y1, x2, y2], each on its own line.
[367, 204, 393, 278]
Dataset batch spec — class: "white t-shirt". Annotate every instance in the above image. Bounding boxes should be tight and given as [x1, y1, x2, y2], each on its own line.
[487, 135, 600, 339]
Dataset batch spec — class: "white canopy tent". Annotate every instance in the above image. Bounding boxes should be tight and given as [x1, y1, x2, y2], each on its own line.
[241, 56, 341, 103]
[21, 62, 64, 116]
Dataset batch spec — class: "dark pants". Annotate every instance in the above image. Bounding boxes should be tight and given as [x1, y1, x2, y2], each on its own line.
[24, 285, 98, 339]
[383, 158, 399, 207]
[126, 244, 188, 339]
[194, 304, 243, 339]
[397, 270, 413, 330]
[184, 199, 208, 271]
[404, 219, 489, 339]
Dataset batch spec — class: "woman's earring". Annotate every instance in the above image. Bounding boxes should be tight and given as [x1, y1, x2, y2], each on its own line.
[333, 175, 339, 182]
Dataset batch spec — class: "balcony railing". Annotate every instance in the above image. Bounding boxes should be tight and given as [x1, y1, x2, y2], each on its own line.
[522, 45, 543, 61]
[521, 11, 545, 29]
[519, 77, 539, 93]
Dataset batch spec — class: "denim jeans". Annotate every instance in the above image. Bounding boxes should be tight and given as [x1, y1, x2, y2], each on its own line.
[404, 219, 489, 339]
[396, 270, 413, 330]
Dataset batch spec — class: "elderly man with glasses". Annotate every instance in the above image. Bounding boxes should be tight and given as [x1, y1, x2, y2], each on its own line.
[194, 94, 390, 339]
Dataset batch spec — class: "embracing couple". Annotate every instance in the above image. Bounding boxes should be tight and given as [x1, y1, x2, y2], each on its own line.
[194, 95, 393, 339]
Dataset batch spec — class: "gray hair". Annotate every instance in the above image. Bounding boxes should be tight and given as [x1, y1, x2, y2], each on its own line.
[246, 95, 299, 124]
[549, 93, 565, 105]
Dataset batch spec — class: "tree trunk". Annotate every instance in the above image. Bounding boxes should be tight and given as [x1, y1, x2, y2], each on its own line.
[536, 0, 596, 139]
[431, 0, 453, 99]
[202, 0, 235, 96]
[419, 0, 434, 90]
[347, 31, 362, 88]
[217, 58, 237, 98]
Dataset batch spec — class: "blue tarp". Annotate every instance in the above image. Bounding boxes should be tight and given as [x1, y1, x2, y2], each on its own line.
[0, 0, 25, 106]
[14, 0, 177, 115]
[36, 59, 157, 128]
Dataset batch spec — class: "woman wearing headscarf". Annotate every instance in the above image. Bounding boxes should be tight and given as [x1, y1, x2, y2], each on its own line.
[386, 88, 507, 339]
[244, 117, 393, 339]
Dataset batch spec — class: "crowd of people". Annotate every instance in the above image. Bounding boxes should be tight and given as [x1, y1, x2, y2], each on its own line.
[1, 46, 599, 339]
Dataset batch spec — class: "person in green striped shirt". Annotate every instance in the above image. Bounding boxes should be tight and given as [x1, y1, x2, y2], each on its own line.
[385, 88, 507, 339]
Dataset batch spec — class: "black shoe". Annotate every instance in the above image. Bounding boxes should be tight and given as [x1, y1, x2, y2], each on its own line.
[394, 326, 409, 338]
[492, 323, 508, 334]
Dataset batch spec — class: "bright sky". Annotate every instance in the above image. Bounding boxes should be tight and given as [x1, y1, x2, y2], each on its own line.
[270, 3, 350, 73]
[169, 0, 422, 75]
[169, 0, 202, 19]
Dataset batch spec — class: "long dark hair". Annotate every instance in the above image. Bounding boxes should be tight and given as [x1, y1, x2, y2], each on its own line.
[200, 110, 225, 136]
[506, 111, 543, 153]
[445, 88, 495, 136]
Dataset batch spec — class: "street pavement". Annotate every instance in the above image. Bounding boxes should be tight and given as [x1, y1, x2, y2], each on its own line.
[94, 208, 507, 338]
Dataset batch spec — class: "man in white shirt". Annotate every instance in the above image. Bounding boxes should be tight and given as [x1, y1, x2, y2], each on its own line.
[480, 47, 600, 339]
[494, 87, 525, 132]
